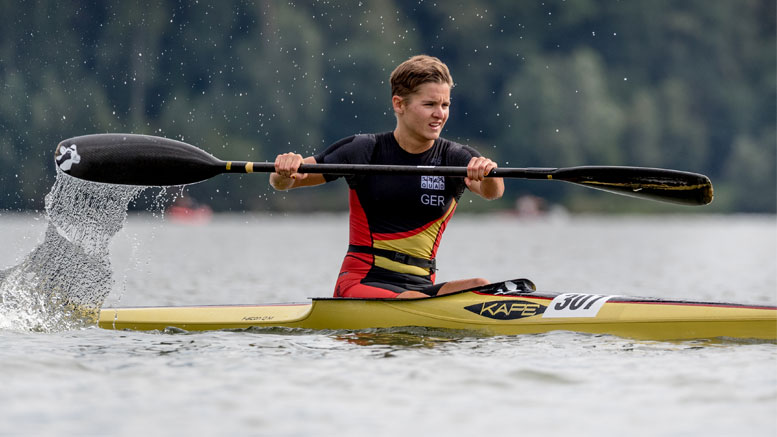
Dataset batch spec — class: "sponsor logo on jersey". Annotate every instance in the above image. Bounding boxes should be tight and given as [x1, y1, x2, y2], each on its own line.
[464, 300, 547, 320]
[421, 175, 445, 190]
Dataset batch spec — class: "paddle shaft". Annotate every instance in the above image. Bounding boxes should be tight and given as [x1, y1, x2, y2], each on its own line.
[226, 161, 550, 177]
[225, 161, 713, 205]
[55, 133, 714, 205]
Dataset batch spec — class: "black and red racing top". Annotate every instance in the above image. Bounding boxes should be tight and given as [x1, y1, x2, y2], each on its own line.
[314, 132, 480, 277]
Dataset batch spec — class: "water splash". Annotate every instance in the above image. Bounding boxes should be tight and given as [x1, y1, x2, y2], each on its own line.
[0, 168, 145, 332]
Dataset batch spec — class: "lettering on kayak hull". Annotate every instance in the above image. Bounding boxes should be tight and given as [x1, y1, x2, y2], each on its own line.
[464, 300, 547, 320]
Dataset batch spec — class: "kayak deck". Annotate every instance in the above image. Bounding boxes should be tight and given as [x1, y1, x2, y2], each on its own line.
[98, 286, 777, 341]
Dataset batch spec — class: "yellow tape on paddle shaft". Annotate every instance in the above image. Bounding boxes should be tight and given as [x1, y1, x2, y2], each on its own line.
[225, 161, 254, 173]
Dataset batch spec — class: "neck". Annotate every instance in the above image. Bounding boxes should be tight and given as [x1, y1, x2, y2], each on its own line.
[393, 127, 435, 154]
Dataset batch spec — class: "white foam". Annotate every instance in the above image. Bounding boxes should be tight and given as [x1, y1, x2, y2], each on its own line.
[0, 168, 145, 332]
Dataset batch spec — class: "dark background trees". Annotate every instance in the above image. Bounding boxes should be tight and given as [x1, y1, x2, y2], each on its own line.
[1, 0, 774, 213]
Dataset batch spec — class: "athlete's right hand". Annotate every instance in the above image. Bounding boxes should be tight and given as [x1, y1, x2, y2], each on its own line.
[273, 152, 307, 180]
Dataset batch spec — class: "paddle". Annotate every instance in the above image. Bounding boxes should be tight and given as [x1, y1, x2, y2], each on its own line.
[54, 133, 713, 206]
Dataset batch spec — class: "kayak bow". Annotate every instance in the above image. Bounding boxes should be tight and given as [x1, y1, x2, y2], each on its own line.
[98, 280, 776, 341]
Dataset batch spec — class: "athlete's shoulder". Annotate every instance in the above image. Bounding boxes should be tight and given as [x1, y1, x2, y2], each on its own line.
[436, 137, 482, 165]
[314, 133, 377, 164]
[325, 133, 378, 153]
[347, 133, 378, 148]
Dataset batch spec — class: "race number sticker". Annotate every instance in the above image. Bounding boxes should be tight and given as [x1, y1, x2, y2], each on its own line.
[542, 293, 614, 318]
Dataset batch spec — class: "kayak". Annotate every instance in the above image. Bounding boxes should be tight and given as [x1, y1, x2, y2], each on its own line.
[98, 279, 777, 341]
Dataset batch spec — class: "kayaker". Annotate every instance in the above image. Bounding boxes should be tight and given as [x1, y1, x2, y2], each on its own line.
[270, 55, 505, 299]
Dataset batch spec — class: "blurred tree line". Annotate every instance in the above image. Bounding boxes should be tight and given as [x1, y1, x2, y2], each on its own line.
[0, 0, 774, 213]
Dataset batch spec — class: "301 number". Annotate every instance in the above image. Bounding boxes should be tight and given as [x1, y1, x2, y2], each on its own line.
[553, 294, 606, 311]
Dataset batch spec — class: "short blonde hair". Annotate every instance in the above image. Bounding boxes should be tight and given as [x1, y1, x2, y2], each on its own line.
[390, 55, 453, 98]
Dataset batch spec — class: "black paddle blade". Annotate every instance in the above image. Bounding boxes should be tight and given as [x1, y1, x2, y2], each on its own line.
[552, 166, 714, 206]
[55, 134, 225, 186]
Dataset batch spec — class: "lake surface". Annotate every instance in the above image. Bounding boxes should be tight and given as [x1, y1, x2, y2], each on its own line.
[1, 212, 775, 436]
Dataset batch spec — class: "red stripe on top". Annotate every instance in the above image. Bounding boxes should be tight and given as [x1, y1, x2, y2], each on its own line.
[348, 189, 372, 246]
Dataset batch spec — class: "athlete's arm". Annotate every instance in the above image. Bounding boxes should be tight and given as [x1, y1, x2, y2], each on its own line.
[269, 153, 326, 190]
[464, 156, 504, 200]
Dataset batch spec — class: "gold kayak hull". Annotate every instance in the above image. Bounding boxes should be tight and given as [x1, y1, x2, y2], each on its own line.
[98, 291, 777, 341]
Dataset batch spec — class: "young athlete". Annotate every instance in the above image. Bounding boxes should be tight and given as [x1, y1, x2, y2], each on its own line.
[270, 55, 504, 299]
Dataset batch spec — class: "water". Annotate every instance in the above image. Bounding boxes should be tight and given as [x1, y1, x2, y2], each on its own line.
[0, 171, 143, 331]
[0, 209, 775, 436]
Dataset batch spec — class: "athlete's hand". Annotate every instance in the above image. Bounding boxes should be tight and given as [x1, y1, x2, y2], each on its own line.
[273, 152, 308, 181]
[464, 156, 504, 200]
[270, 152, 310, 191]
[465, 156, 497, 182]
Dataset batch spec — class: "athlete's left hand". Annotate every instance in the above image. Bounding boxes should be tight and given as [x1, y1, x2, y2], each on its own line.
[466, 156, 498, 182]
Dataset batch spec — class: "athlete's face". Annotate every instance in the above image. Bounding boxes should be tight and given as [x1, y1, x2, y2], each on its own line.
[394, 82, 451, 144]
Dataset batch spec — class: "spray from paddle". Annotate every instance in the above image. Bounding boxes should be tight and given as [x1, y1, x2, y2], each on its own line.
[0, 167, 144, 332]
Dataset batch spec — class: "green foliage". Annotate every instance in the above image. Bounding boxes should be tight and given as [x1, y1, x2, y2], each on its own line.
[0, 0, 774, 212]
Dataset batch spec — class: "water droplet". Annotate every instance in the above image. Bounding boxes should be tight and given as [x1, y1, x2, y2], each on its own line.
[0, 169, 146, 332]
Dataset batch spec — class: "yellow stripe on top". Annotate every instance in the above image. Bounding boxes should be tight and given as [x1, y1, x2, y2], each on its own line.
[245, 162, 254, 173]
[372, 201, 457, 275]
[226, 161, 232, 171]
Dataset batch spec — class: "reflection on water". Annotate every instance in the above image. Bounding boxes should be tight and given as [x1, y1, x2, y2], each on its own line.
[333, 327, 489, 348]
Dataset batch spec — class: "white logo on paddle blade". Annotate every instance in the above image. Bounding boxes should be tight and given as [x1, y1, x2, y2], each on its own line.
[56, 145, 81, 171]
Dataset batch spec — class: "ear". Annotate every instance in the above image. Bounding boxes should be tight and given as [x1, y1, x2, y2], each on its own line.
[392, 95, 404, 114]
